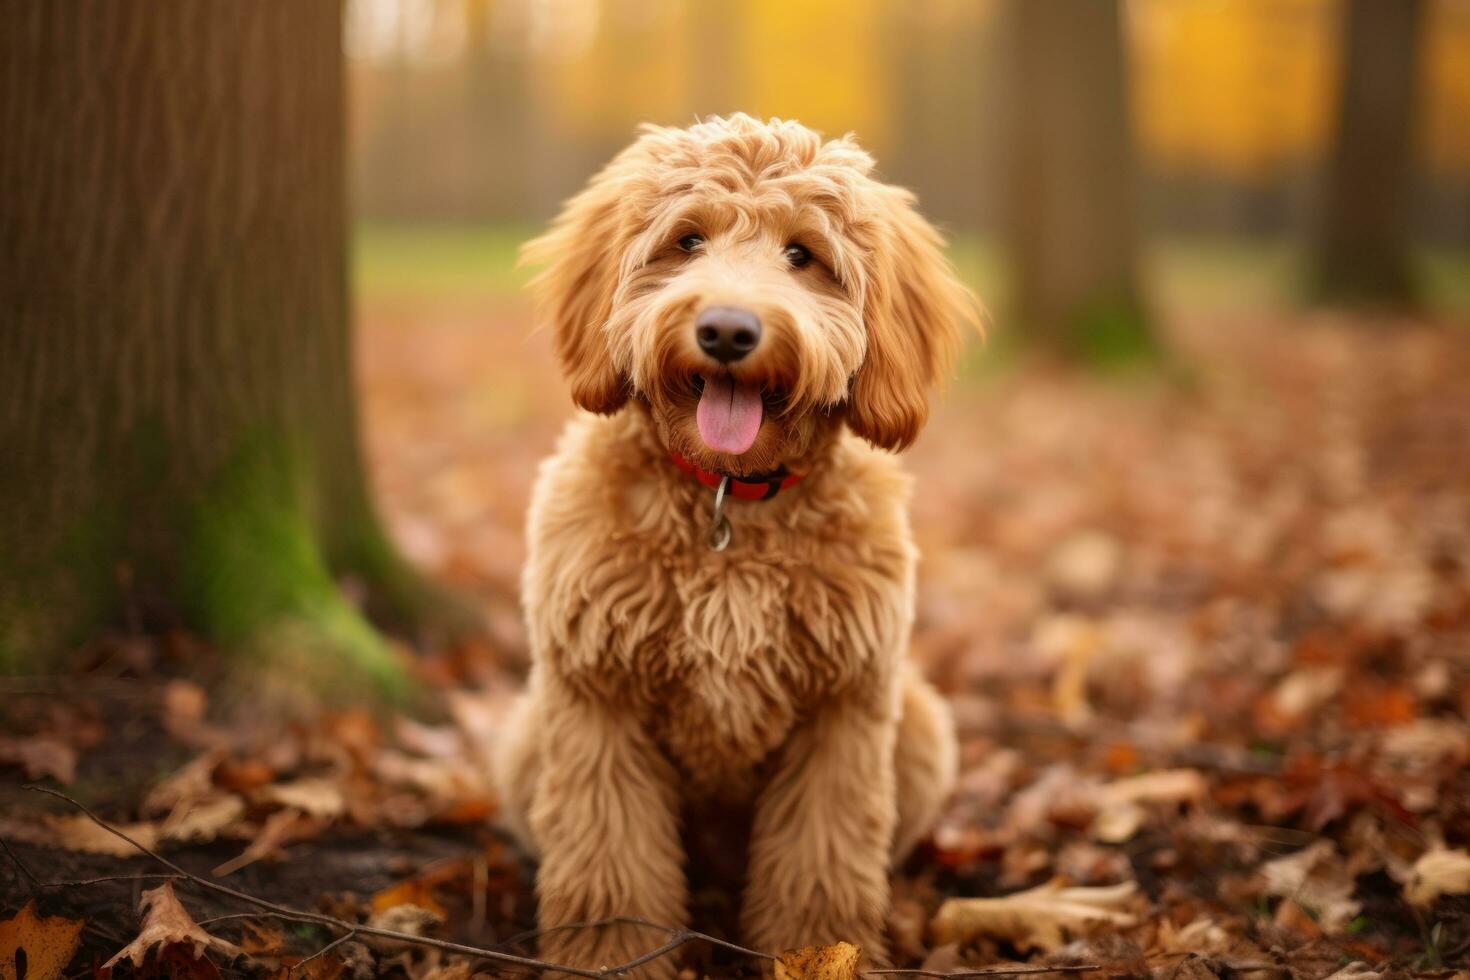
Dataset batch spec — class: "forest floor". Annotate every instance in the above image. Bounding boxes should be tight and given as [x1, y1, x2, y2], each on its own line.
[3, 238, 1470, 979]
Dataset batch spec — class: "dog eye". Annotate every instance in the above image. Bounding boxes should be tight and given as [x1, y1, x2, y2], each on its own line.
[678, 234, 704, 253]
[783, 244, 811, 268]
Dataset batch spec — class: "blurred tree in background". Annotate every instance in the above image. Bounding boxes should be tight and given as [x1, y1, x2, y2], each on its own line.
[346, 0, 1470, 312]
[1005, 0, 1155, 364]
[1314, 0, 1427, 306]
[0, 1, 474, 700]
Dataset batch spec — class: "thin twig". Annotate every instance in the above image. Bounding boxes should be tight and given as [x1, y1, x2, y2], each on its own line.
[22, 786, 612, 978]
[20, 786, 893, 978]
[18, 787, 1100, 980]
[0, 836, 42, 890]
[291, 929, 357, 974]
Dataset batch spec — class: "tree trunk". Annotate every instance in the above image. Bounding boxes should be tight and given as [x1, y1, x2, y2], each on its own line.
[1006, 0, 1155, 364]
[0, 1, 475, 701]
[1314, 0, 1425, 306]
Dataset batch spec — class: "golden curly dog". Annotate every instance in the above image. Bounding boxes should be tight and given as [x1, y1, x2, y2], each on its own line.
[496, 114, 974, 975]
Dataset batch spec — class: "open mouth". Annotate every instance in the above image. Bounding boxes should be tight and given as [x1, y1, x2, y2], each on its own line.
[693, 373, 766, 455]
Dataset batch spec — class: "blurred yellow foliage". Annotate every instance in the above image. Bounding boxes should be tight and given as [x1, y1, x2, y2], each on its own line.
[347, 0, 1470, 218]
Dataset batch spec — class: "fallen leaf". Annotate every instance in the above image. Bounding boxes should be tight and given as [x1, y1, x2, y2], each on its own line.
[930, 880, 1138, 953]
[48, 813, 159, 857]
[0, 735, 78, 784]
[101, 882, 243, 975]
[238, 920, 286, 956]
[1259, 840, 1361, 931]
[1342, 684, 1416, 729]
[0, 901, 84, 980]
[1095, 768, 1207, 808]
[1045, 530, 1121, 599]
[213, 809, 319, 876]
[1379, 720, 1470, 766]
[162, 793, 245, 843]
[1152, 916, 1230, 956]
[1403, 844, 1470, 907]
[1268, 668, 1344, 723]
[272, 953, 348, 980]
[362, 904, 443, 955]
[142, 750, 226, 816]
[162, 679, 223, 746]
[371, 860, 474, 918]
[772, 942, 862, 980]
[1035, 615, 1104, 728]
[1091, 769, 1208, 844]
[214, 756, 277, 793]
[257, 777, 346, 819]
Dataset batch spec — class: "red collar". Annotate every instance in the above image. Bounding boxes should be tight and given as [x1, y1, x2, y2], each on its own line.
[669, 450, 804, 501]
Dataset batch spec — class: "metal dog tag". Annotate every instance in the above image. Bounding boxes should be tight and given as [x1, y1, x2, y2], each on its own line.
[709, 476, 732, 551]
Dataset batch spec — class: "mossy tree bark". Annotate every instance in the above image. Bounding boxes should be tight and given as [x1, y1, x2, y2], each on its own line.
[0, 2, 477, 702]
[1313, 0, 1425, 307]
[1005, 0, 1157, 365]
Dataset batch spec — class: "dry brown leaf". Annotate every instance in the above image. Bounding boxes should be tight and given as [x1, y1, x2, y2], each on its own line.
[213, 809, 319, 876]
[101, 882, 243, 975]
[238, 920, 287, 956]
[257, 777, 346, 818]
[1259, 840, 1361, 931]
[1091, 769, 1207, 844]
[1035, 615, 1104, 727]
[162, 679, 224, 746]
[0, 735, 79, 784]
[1403, 844, 1470, 907]
[772, 942, 862, 980]
[0, 901, 84, 980]
[1380, 720, 1470, 766]
[930, 880, 1137, 953]
[1269, 668, 1344, 722]
[1094, 769, 1208, 808]
[1151, 916, 1230, 956]
[362, 904, 444, 955]
[142, 750, 226, 816]
[162, 793, 245, 843]
[48, 813, 160, 856]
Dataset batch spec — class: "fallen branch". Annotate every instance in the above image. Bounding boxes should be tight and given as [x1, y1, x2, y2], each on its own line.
[13, 786, 1102, 979]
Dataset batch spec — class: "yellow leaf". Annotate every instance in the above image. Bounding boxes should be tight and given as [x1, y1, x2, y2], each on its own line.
[773, 942, 862, 980]
[931, 880, 1138, 953]
[0, 901, 84, 980]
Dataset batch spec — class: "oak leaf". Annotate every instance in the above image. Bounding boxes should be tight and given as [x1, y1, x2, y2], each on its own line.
[0, 901, 84, 980]
[773, 942, 862, 980]
[101, 882, 243, 975]
[930, 880, 1138, 953]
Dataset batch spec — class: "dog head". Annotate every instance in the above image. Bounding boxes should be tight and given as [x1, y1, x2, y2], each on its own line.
[525, 114, 975, 476]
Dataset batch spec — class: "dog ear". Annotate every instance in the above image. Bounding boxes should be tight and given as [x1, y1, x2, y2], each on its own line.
[522, 165, 630, 414]
[847, 190, 976, 451]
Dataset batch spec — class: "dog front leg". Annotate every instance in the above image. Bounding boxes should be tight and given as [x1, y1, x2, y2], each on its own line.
[742, 691, 899, 961]
[529, 680, 688, 978]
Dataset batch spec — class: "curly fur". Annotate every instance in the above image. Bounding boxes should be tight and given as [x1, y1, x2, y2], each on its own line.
[497, 115, 972, 976]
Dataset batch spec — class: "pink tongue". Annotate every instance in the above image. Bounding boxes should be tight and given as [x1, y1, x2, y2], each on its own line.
[696, 375, 763, 454]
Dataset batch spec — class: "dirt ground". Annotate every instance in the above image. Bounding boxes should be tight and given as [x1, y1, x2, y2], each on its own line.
[3, 293, 1470, 978]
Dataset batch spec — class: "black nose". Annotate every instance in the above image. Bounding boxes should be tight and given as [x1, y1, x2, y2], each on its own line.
[695, 306, 761, 363]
